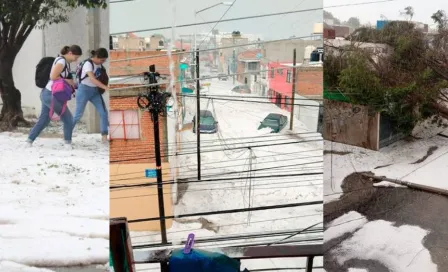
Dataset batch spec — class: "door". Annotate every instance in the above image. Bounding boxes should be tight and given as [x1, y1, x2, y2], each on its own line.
[276, 93, 282, 107]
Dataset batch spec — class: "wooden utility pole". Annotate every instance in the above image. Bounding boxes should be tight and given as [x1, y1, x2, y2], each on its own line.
[290, 49, 297, 130]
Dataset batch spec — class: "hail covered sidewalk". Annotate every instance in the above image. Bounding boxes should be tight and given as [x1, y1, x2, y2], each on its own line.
[0, 122, 109, 270]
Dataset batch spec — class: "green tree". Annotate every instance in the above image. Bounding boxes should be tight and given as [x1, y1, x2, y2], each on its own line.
[0, 0, 107, 130]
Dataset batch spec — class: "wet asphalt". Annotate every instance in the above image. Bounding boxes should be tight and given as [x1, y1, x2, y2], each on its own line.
[324, 172, 448, 272]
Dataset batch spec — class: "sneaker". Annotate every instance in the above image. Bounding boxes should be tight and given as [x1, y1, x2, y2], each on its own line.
[101, 135, 108, 143]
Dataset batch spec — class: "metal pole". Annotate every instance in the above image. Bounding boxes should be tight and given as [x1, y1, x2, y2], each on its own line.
[152, 109, 168, 244]
[232, 49, 236, 84]
[305, 256, 314, 272]
[289, 48, 297, 130]
[196, 49, 201, 180]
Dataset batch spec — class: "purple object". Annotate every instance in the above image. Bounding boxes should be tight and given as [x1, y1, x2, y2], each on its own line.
[183, 233, 195, 254]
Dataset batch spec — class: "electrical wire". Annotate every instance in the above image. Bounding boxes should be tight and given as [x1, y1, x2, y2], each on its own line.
[110, 138, 323, 163]
[111, 0, 394, 35]
[127, 200, 322, 223]
[132, 213, 322, 239]
[110, 171, 323, 190]
[110, 65, 322, 91]
[111, 7, 323, 35]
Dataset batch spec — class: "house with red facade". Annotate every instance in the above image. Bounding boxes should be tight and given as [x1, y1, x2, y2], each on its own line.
[268, 62, 323, 108]
[267, 62, 323, 132]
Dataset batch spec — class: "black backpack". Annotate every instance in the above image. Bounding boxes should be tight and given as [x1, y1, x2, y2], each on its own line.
[76, 59, 109, 94]
[35, 56, 68, 88]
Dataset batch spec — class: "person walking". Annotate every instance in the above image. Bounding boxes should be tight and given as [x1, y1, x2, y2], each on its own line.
[73, 48, 110, 142]
[27, 45, 82, 148]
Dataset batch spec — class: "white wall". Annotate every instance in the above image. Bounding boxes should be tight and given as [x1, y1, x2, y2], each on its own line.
[14, 29, 43, 117]
[294, 95, 320, 132]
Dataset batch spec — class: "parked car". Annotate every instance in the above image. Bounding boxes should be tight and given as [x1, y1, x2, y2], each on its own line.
[192, 110, 219, 134]
[231, 84, 251, 94]
[218, 73, 228, 81]
[258, 113, 288, 133]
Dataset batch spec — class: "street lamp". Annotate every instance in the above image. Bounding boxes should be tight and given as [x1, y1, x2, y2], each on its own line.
[194, 1, 234, 54]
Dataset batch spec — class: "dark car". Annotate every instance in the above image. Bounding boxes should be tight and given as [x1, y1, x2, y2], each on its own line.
[218, 73, 228, 81]
[231, 84, 251, 94]
[192, 110, 219, 134]
[258, 113, 288, 133]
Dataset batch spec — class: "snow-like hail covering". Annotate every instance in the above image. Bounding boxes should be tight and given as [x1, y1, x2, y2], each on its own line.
[0, 124, 109, 269]
[131, 78, 324, 271]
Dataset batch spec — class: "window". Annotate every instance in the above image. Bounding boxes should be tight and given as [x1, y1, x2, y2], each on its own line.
[110, 110, 140, 140]
[270, 68, 275, 78]
[248, 62, 258, 71]
[286, 70, 292, 83]
[254, 75, 257, 82]
[278, 69, 283, 75]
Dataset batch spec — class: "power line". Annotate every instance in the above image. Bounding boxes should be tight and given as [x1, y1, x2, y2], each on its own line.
[180, 96, 324, 107]
[111, 0, 393, 35]
[110, 138, 323, 163]
[110, 157, 322, 184]
[111, 7, 322, 35]
[110, 171, 323, 190]
[110, 148, 322, 178]
[109, 131, 321, 150]
[133, 227, 322, 247]
[110, 35, 316, 63]
[132, 213, 322, 239]
[110, 134, 322, 154]
[111, 181, 323, 199]
[127, 200, 323, 223]
[197, 0, 237, 49]
[110, 65, 322, 91]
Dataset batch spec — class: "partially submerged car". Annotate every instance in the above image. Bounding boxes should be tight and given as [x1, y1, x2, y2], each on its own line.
[258, 113, 288, 133]
[192, 110, 219, 134]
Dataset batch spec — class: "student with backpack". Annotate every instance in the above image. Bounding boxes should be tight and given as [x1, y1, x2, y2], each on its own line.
[27, 45, 83, 148]
[72, 48, 110, 143]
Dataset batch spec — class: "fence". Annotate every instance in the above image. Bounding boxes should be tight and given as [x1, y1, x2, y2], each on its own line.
[133, 244, 323, 272]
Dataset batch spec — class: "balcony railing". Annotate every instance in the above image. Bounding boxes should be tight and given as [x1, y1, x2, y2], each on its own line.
[133, 243, 323, 272]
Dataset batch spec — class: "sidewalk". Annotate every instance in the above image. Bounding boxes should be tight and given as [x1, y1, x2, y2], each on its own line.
[0, 122, 109, 269]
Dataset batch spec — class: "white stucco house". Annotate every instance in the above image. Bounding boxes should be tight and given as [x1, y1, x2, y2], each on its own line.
[14, 5, 109, 133]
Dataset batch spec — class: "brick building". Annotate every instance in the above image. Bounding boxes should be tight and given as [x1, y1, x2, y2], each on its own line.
[109, 50, 182, 231]
[268, 62, 323, 108]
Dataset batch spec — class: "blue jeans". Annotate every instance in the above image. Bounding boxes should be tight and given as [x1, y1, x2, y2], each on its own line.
[73, 84, 109, 135]
[28, 89, 74, 143]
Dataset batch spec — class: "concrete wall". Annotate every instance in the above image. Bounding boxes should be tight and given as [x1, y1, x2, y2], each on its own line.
[264, 40, 323, 63]
[16, 5, 109, 132]
[294, 97, 320, 132]
[323, 100, 380, 150]
[14, 30, 44, 117]
[110, 163, 173, 231]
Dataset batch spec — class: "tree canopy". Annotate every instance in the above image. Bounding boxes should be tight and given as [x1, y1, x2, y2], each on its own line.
[325, 8, 448, 132]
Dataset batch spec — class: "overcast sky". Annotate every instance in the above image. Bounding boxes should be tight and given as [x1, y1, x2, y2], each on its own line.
[110, 0, 322, 40]
[325, 0, 447, 27]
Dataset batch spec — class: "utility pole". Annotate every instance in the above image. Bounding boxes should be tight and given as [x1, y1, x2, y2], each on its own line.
[232, 49, 236, 84]
[290, 49, 297, 130]
[196, 49, 201, 180]
[137, 65, 171, 272]
[137, 65, 170, 244]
